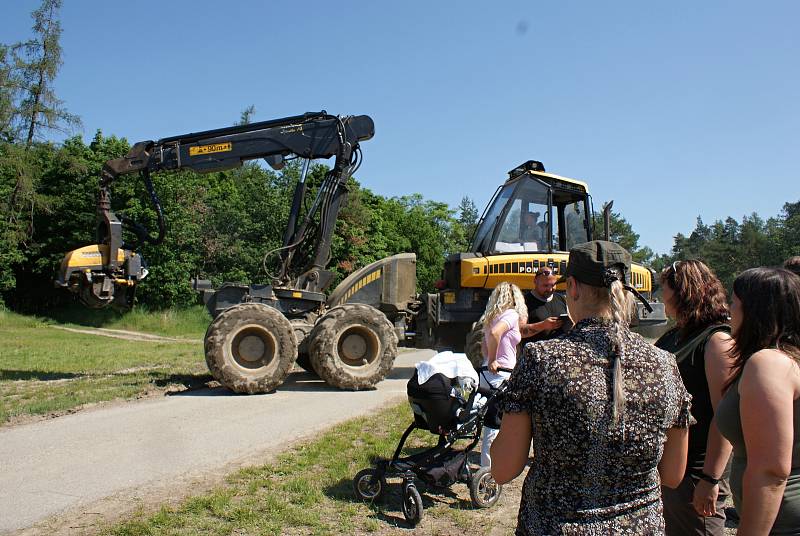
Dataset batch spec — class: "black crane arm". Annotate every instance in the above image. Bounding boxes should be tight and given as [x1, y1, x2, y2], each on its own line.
[100, 112, 373, 181]
[73, 111, 373, 309]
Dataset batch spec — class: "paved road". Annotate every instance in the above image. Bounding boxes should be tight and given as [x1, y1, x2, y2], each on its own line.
[0, 349, 433, 534]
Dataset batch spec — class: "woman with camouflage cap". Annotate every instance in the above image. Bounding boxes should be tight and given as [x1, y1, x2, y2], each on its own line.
[491, 241, 694, 535]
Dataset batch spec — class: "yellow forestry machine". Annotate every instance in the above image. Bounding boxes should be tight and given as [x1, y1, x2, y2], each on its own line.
[56, 112, 419, 393]
[55, 113, 664, 392]
[414, 160, 667, 365]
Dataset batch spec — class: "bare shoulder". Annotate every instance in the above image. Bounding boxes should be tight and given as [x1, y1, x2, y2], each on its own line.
[704, 330, 734, 363]
[741, 349, 800, 393]
[747, 348, 797, 368]
[707, 330, 732, 345]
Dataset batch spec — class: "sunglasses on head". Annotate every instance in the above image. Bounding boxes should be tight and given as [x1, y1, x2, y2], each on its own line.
[538, 268, 553, 276]
[664, 260, 681, 274]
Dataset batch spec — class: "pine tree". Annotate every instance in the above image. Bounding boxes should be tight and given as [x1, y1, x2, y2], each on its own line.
[10, 0, 80, 147]
[0, 0, 80, 304]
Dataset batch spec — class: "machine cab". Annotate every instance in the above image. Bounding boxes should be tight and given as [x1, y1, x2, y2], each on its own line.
[471, 160, 592, 254]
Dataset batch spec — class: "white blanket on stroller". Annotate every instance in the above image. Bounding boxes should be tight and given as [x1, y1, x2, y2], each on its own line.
[415, 351, 478, 385]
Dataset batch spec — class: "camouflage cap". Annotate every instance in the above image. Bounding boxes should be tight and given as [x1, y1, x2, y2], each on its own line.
[557, 240, 632, 287]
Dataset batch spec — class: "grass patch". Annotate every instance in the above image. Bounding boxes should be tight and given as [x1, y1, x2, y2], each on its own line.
[0, 309, 209, 425]
[37, 304, 211, 338]
[103, 402, 465, 535]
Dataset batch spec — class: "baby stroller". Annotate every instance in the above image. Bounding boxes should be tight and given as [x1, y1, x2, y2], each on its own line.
[352, 352, 511, 526]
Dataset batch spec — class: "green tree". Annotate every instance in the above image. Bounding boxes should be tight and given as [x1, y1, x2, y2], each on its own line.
[0, 0, 80, 307]
[9, 0, 80, 146]
[665, 205, 800, 290]
[0, 44, 17, 142]
[236, 105, 256, 126]
[777, 201, 800, 260]
[449, 196, 478, 253]
[591, 205, 653, 264]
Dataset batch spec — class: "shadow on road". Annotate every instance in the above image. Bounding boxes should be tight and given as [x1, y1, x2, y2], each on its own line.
[386, 365, 416, 380]
[279, 373, 342, 393]
[164, 359, 419, 397]
[166, 370, 341, 396]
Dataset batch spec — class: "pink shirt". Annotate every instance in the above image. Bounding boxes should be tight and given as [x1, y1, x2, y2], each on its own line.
[482, 309, 520, 370]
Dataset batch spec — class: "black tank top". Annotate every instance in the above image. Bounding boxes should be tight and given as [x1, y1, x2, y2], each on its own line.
[655, 324, 730, 472]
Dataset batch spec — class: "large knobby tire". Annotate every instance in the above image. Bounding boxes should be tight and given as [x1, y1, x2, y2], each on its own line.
[465, 321, 484, 370]
[290, 319, 315, 373]
[204, 303, 297, 394]
[308, 303, 398, 390]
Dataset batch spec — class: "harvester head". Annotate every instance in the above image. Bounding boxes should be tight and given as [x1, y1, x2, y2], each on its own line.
[56, 244, 148, 310]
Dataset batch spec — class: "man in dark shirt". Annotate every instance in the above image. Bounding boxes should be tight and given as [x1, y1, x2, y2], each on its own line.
[520, 268, 572, 345]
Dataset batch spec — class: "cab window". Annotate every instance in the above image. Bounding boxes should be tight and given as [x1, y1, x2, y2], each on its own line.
[474, 178, 550, 253]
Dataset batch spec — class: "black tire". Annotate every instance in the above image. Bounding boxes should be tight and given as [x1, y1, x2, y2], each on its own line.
[352, 468, 385, 502]
[308, 303, 398, 390]
[290, 319, 315, 373]
[469, 466, 502, 508]
[465, 321, 484, 370]
[402, 483, 423, 526]
[204, 303, 297, 394]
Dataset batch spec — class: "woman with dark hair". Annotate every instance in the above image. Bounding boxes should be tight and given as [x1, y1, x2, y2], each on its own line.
[490, 241, 693, 535]
[715, 267, 800, 534]
[655, 260, 735, 535]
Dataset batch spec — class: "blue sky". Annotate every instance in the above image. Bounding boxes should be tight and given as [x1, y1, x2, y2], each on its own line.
[2, 1, 798, 255]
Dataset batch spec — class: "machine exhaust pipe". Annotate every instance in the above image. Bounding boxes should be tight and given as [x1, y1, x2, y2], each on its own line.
[603, 201, 614, 241]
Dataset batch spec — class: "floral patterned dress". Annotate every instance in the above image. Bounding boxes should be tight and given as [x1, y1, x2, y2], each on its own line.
[501, 318, 694, 535]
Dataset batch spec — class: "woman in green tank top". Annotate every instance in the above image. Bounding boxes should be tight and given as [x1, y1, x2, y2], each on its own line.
[715, 267, 800, 535]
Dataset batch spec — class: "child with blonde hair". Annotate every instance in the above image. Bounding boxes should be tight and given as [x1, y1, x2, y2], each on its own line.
[479, 281, 527, 467]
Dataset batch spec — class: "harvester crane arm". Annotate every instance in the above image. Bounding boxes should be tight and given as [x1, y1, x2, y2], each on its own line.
[60, 111, 374, 309]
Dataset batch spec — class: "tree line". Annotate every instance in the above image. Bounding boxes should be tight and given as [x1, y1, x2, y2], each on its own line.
[0, 128, 483, 311]
[596, 203, 800, 291]
[662, 207, 800, 289]
[2, 1, 798, 314]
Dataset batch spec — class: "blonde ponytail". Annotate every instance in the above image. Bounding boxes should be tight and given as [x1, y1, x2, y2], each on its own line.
[608, 279, 633, 425]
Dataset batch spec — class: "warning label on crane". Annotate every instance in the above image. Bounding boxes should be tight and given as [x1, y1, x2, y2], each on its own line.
[189, 142, 232, 156]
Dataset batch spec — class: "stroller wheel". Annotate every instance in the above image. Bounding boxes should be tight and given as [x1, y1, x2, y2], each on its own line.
[401, 483, 423, 526]
[353, 468, 385, 501]
[470, 466, 502, 508]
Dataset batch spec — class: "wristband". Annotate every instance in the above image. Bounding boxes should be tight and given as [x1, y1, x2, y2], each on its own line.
[698, 472, 720, 485]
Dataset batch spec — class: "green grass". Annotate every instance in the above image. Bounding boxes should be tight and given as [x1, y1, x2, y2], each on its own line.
[38, 304, 212, 338]
[0, 309, 209, 425]
[103, 402, 463, 536]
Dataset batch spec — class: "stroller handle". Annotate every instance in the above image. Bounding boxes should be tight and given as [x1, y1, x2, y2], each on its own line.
[476, 365, 514, 374]
[475, 366, 514, 397]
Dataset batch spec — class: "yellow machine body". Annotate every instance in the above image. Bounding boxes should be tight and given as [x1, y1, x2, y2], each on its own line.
[456, 253, 653, 295]
[57, 244, 146, 309]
